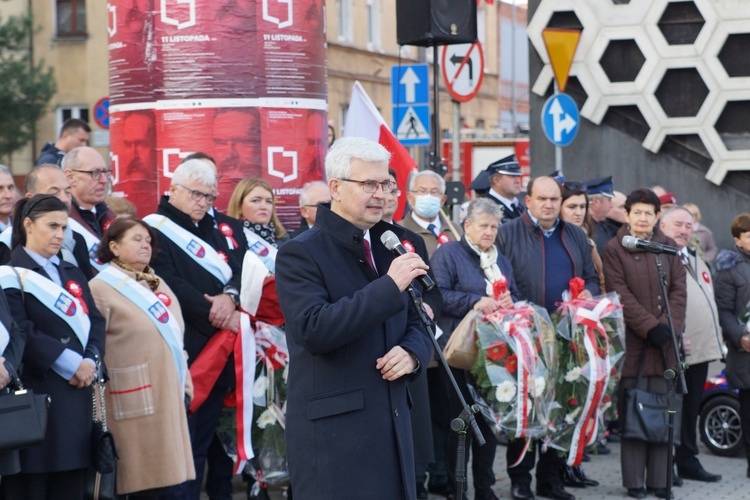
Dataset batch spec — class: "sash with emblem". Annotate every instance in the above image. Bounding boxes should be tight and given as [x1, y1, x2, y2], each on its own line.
[0, 265, 91, 347]
[67, 218, 108, 272]
[93, 265, 187, 392]
[144, 214, 232, 285]
[243, 228, 278, 275]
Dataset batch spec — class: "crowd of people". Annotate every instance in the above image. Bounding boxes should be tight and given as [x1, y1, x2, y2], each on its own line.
[0, 124, 744, 500]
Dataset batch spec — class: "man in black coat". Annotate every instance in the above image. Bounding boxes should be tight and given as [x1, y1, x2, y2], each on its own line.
[181, 152, 247, 266]
[146, 160, 242, 500]
[276, 137, 433, 499]
[496, 176, 599, 500]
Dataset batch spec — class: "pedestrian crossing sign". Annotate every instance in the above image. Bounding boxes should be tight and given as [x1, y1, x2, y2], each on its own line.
[394, 104, 430, 146]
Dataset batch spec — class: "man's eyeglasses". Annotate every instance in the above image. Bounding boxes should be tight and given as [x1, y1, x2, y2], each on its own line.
[175, 184, 217, 204]
[339, 178, 394, 193]
[71, 168, 112, 180]
[389, 189, 402, 196]
[411, 189, 442, 196]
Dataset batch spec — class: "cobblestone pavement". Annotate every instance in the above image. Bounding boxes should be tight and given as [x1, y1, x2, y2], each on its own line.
[203, 438, 747, 499]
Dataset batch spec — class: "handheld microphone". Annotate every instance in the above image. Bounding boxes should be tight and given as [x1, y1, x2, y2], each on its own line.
[622, 235, 680, 256]
[380, 230, 436, 291]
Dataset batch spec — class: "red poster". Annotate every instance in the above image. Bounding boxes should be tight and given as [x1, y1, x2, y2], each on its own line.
[109, 109, 161, 211]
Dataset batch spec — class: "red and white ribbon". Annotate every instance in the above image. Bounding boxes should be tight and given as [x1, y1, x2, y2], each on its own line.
[233, 312, 255, 473]
[509, 319, 536, 439]
[567, 299, 612, 466]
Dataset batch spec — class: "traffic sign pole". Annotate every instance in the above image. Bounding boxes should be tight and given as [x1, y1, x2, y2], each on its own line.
[554, 82, 563, 178]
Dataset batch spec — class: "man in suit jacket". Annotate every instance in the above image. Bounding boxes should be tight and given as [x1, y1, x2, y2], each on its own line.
[62, 147, 117, 239]
[290, 180, 331, 239]
[389, 169, 453, 497]
[276, 137, 433, 499]
[398, 170, 459, 258]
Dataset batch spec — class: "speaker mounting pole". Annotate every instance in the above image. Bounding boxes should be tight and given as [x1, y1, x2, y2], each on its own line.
[430, 44, 441, 173]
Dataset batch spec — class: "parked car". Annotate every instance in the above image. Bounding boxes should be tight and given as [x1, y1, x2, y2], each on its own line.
[700, 369, 742, 457]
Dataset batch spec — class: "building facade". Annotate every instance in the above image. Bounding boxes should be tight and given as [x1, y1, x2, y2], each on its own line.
[6, 0, 528, 175]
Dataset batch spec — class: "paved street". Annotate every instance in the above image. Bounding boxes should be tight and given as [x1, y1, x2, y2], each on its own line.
[202, 438, 747, 499]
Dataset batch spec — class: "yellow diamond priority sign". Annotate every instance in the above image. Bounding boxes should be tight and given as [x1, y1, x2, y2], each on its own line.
[542, 28, 581, 93]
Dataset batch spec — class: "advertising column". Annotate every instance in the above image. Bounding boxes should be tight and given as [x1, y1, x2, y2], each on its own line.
[108, 0, 328, 222]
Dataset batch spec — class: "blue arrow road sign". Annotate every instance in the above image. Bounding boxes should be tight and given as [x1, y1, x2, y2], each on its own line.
[541, 93, 579, 147]
[391, 65, 429, 105]
[394, 104, 431, 146]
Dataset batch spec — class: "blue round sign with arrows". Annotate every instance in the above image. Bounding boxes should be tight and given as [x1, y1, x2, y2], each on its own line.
[541, 93, 579, 147]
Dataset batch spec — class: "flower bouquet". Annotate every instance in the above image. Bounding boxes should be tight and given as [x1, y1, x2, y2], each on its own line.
[471, 301, 557, 440]
[549, 279, 625, 465]
[217, 320, 290, 492]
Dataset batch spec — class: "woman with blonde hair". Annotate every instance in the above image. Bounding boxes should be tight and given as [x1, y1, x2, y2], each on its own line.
[227, 178, 288, 254]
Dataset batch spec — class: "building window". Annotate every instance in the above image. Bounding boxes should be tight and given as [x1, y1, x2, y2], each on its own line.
[366, 0, 381, 51]
[57, 0, 87, 37]
[338, 0, 353, 43]
[56, 106, 90, 134]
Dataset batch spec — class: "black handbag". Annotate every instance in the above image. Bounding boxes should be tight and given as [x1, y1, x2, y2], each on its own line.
[85, 368, 118, 500]
[621, 347, 682, 445]
[0, 366, 50, 453]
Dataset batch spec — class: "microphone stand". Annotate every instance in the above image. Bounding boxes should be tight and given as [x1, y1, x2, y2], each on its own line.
[406, 285, 485, 500]
[653, 253, 688, 500]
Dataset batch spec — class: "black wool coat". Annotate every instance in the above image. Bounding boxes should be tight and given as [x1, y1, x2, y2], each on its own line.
[276, 205, 433, 500]
[148, 197, 242, 387]
[7, 247, 106, 473]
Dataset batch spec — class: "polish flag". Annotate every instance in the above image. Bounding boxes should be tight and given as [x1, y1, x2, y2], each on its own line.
[344, 81, 417, 221]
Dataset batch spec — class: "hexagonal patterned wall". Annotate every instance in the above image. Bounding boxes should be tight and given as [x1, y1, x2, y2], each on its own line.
[528, 0, 750, 185]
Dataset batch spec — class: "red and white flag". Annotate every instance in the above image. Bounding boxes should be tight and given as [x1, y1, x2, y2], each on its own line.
[344, 81, 417, 221]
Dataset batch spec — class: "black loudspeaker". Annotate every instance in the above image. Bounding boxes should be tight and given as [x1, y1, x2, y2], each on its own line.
[397, 0, 478, 47]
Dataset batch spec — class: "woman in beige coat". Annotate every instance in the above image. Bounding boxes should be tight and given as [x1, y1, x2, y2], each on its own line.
[89, 217, 195, 498]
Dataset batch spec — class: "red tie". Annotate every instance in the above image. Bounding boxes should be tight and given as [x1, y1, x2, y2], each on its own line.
[363, 239, 378, 275]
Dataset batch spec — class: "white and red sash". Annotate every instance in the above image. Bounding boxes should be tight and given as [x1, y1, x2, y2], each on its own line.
[93, 265, 187, 392]
[0, 319, 9, 353]
[144, 214, 232, 285]
[67, 218, 108, 272]
[0, 265, 91, 347]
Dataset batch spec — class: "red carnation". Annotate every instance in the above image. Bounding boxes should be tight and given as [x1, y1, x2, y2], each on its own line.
[505, 354, 518, 374]
[597, 348, 607, 358]
[602, 395, 611, 403]
[223, 391, 237, 408]
[487, 341, 508, 362]
[570, 342, 578, 353]
[568, 397, 579, 407]
[569, 277, 585, 299]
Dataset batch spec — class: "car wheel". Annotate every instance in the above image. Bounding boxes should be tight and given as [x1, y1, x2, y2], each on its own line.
[699, 394, 743, 457]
